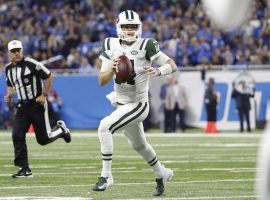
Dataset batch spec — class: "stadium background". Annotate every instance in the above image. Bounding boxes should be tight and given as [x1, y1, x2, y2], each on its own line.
[0, 0, 269, 199]
[0, 0, 269, 130]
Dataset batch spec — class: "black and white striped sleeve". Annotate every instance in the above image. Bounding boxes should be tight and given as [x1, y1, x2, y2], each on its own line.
[25, 57, 51, 79]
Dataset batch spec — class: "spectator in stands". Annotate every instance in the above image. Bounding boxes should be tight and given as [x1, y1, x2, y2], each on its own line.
[211, 49, 223, 65]
[0, 0, 269, 69]
[232, 80, 255, 132]
[171, 76, 188, 132]
[160, 77, 172, 133]
[204, 77, 218, 133]
[164, 79, 175, 133]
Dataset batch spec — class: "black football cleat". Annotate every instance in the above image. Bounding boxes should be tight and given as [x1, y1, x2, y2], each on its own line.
[153, 168, 173, 196]
[57, 120, 71, 143]
[12, 167, 33, 178]
[92, 176, 114, 191]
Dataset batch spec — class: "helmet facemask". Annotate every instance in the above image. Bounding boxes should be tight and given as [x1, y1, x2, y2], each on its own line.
[116, 10, 142, 42]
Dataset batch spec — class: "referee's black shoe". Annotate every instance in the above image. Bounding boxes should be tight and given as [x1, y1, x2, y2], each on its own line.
[57, 120, 71, 143]
[12, 167, 33, 178]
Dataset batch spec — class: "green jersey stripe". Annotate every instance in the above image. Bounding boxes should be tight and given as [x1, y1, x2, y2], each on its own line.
[102, 40, 106, 51]
[139, 39, 146, 50]
[101, 52, 110, 59]
[107, 38, 111, 50]
[143, 39, 150, 50]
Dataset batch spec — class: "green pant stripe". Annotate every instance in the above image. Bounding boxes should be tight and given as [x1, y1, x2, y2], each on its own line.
[111, 102, 148, 134]
[109, 102, 142, 132]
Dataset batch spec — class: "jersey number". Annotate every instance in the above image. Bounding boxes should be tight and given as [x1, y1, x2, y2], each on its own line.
[115, 60, 136, 85]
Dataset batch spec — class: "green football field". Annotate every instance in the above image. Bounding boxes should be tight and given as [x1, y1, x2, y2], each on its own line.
[0, 131, 262, 199]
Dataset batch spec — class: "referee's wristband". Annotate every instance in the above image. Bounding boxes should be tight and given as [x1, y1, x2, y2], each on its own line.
[157, 63, 172, 76]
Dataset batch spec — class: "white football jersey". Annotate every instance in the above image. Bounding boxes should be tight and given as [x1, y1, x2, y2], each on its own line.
[99, 37, 170, 104]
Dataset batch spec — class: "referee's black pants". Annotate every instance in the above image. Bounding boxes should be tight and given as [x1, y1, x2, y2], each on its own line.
[12, 101, 64, 168]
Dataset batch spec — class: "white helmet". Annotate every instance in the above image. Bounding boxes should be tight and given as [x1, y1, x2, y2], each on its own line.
[116, 10, 142, 42]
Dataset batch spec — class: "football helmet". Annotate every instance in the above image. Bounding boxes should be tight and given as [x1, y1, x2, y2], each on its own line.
[116, 10, 142, 42]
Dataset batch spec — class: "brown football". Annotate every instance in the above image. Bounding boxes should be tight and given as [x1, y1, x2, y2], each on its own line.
[115, 55, 133, 83]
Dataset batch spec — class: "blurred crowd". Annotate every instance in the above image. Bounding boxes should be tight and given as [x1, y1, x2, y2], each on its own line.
[0, 0, 269, 72]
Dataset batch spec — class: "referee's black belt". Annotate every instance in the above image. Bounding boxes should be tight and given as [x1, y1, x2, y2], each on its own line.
[18, 99, 36, 106]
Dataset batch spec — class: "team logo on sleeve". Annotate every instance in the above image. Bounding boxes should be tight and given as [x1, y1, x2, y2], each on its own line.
[131, 50, 138, 55]
[153, 41, 160, 52]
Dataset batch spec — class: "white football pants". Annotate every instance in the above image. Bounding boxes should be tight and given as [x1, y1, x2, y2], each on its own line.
[98, 101, 161, 172]
[98, 101, 149, 154]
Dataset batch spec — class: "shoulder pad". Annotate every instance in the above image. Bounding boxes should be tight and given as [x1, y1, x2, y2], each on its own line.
[145, 38, 160, 60]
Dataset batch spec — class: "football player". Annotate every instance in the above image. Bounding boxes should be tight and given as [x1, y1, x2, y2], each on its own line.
[92, 10, 177, 196]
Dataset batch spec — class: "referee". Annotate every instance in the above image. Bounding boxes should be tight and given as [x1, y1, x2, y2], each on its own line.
[4, 40, 71, 178]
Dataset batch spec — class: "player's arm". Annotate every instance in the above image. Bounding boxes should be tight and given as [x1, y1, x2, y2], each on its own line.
[99, 71, 114, 86]
[99, 59, 119, 86]
[98, 39, 118, 86]
[36, 73, 54, 104]
[4, 87, 14, 102]
[144, 59, 177, 76]
[42, 73, 54, 95]
[143, 39, 177, 76]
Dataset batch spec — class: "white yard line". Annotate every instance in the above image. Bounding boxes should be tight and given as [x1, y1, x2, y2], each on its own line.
[152, 143, 258, 147]
[0, 166, 259, 177]
[0, 179, 260, 190]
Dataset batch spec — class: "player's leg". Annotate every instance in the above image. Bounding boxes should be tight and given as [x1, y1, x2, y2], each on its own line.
[238, 109, 244, 132]
[123, 123, 173, 196]
[30, 102, 71, 145]
[12, 107, 32, 178]
[92, 102, 148, 191]
[92, 115, 114, 191]
[245, 110, 251, 132]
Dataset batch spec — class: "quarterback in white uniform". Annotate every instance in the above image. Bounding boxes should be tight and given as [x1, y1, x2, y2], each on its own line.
[92, 10, 177, 196]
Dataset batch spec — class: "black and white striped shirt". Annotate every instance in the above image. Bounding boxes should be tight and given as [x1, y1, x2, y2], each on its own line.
[5, 57, 51, 101]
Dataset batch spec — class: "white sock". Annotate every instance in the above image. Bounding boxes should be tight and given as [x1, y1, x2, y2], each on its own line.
[153, 161, 164, 178]
[136, 144, 164, 178]
[98, 122, 113, 178]
[101, 160, 112, 178]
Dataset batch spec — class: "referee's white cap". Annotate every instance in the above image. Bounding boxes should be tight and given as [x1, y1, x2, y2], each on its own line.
[8, 40, 23, 51]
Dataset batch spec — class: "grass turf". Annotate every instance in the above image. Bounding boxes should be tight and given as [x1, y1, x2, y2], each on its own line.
[0, 131, 261, 199]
